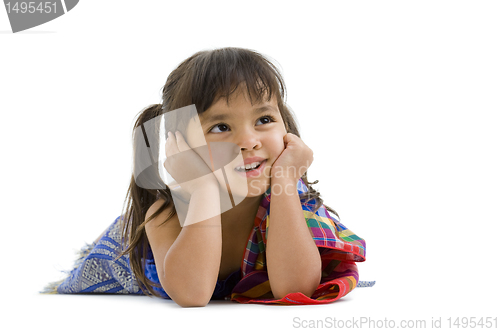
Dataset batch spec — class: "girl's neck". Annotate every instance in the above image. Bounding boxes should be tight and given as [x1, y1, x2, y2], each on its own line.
[221, 194, 263, 230]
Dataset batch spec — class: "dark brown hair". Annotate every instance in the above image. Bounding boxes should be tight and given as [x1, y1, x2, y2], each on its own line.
[116, 47, 340, 298]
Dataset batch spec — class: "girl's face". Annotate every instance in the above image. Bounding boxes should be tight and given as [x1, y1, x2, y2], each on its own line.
[184, 86, 287, 199]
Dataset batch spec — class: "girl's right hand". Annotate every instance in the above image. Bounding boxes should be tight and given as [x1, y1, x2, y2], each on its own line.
[163, 131, 218, 196]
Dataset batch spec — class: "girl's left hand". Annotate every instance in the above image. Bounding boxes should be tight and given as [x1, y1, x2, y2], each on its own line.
[270, 133, 313, 182]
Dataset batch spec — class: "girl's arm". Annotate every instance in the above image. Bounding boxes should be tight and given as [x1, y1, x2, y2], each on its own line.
[266, 177, 322, 299]
[155, 131, 222, 307]
[266, 133, 322, 299]
[146, 182, 221, 307]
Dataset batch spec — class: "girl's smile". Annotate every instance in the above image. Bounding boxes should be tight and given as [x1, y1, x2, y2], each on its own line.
[234, 158, 267, 178]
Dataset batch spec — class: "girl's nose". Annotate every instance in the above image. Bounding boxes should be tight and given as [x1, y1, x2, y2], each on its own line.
[236, 129, 262, 151]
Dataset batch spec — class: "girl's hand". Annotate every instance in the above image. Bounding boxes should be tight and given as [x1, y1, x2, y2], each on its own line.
[271, 133, 314, 183]
[163, 131, 218, 196]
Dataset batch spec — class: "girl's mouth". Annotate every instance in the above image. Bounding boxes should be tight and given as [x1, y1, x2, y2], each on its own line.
[234, 159, 267, 178]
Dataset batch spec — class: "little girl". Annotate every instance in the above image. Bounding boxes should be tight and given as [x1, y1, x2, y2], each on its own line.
[41, 47, 370, 306]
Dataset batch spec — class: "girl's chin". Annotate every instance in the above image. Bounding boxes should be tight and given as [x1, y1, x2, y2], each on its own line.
[214, 167, 270, 199]
[248, 180, 270, 196]
[219, 179, 269, 199]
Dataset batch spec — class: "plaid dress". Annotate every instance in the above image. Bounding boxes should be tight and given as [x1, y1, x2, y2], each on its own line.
[41, 179, 372, 305]
[230, 179, 369, 304]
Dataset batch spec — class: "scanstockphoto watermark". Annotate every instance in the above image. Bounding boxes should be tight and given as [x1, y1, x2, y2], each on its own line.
[293, 317, 427, 329]
[3, 0, 79, 33]
[292, 316, 499, 329]
[133, 104, 315, 227]
[248, 163, 312, 196]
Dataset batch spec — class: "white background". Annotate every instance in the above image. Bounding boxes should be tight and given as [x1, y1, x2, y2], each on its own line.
[1, 0, 499, 331]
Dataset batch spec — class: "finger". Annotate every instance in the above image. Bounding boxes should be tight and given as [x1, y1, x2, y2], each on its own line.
[283, 133, 294, 147]
[175, 131, 191, 152]
[165, 131, 180, 157]
[287, 133, 301, 146]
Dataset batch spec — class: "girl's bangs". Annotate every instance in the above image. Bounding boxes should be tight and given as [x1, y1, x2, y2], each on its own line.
[190, 50, 285, 114]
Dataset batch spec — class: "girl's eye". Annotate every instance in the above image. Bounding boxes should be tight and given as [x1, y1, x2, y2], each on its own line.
[209, 123, 230, 133]
[256, 115, 276, 125]
[208, 115, 276, 133]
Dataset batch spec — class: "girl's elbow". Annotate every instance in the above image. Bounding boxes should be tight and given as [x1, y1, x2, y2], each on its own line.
[161, 273, 214, 307]
[271, 276, 321, 299]
[170, 291, 212, 307]
[165, 285, 213, 308]
[176, 298, 210, 308]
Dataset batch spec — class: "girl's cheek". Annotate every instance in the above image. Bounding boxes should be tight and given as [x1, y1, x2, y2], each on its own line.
[185, 117, 208, 148]
[265, 133, 286, 154]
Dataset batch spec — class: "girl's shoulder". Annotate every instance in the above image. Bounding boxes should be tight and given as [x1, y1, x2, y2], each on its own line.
[144, 198, 182, 273]
[145, 197, 179, 231]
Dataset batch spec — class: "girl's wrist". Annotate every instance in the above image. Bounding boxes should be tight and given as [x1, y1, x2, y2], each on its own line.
[191, 180, 220, 196]
[270, 176, 299, 195]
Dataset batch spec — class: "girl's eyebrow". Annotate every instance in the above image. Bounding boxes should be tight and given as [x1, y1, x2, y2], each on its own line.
[201, 105, 279, 124]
